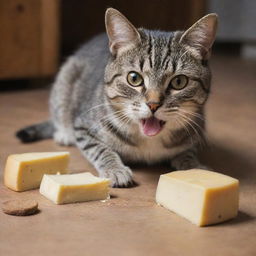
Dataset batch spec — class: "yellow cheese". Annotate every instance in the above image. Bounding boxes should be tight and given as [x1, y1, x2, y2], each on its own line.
[4, 152, 69, 192]
[39, 172, 110, 204]
[156, 169, 239, 226]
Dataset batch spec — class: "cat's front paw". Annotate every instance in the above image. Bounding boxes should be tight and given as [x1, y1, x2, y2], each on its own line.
[100, 166, 133, 188]
[54, 130, 75, 146]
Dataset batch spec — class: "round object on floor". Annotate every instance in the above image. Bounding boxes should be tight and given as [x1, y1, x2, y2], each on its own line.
[2, 199, 38, 216]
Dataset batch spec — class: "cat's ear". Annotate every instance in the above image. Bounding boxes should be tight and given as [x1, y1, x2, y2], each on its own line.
[179, 13, 218, 60]
[105, 8, 141, 56]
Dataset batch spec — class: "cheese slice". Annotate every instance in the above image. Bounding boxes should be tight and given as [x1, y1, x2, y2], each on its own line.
[4, 152, 69, 192]
[156, 169, 239, 226]
[39, 172, 110, 204]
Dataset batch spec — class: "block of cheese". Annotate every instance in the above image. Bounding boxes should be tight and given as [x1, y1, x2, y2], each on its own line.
[4, 152, 69, 192]
[40, 172, 110, 204]
[156, 169, 239, 226]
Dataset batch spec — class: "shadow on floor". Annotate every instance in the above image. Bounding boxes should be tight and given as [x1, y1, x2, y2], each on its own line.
[220, 210, 255, 227]
[199, 140, 256, 182]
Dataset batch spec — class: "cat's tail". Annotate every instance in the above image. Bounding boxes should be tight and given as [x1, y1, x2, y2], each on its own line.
[16, 120, 55, 143]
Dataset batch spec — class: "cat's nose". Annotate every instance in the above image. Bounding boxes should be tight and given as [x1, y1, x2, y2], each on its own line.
[147, 102, 161, 113]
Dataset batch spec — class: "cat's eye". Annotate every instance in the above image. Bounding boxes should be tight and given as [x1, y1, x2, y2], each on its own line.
[170, 75, 188, 90]
[127, 72, 144, 87]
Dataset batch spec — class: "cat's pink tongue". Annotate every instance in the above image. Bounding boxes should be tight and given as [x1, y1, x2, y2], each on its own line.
[142, 117, 162, 136]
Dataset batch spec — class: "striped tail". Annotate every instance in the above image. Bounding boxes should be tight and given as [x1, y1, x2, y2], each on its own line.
[16, 120, 54, 143]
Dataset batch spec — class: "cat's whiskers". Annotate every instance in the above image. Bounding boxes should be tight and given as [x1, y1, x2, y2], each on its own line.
[98, 111, 132, 147]
[84, 102, 126, 116]
[178, 111, 205, 134]
[177, 115, 201, 147]
[79, 110, 129, 147]
[115, 114, 131, 135]
[176, 112, 205, 148]
[99, 110, 132, 135]
[179, 113, 201, 144]
[173, 116, 194, 145]
[179, 108, 205, 121]
[179, 108, 210, 143]
[86, 110, 127, 133]
[99, 111, 127, 127]
[156, 109, 195, 145]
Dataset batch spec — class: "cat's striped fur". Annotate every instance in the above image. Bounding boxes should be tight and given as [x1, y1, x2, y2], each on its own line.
[16, 8, 218, 187]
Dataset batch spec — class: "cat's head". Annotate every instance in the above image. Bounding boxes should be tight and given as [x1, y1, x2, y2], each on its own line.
[104, 8, 218, 137]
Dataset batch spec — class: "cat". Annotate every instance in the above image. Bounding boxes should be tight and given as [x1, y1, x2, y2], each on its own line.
[16, 8, 218, 187]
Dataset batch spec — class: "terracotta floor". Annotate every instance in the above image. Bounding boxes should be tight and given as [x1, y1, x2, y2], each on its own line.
[0, 54, 256, 256]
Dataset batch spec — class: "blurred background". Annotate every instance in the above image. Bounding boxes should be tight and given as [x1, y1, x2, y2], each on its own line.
[0, 0, 255, 83]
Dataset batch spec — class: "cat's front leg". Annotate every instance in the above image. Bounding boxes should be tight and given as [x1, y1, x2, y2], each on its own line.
[171, 147, 207, 170]
[74, 126, 133, 187]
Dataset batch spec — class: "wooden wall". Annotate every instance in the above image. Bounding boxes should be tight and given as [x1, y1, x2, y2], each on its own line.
[61, 0, 205, 56]
[0, 0, 59, 79]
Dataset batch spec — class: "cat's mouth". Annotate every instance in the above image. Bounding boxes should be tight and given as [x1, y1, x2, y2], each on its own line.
[141, 117, 166, 136]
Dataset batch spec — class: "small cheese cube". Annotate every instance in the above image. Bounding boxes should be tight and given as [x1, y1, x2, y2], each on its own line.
[39, 172, 110, 204]
[156, 169, 239, 226]
[4, 152, 69, 192]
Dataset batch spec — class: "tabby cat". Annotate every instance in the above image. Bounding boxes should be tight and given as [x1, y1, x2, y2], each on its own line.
[17, 8, 218, 187]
